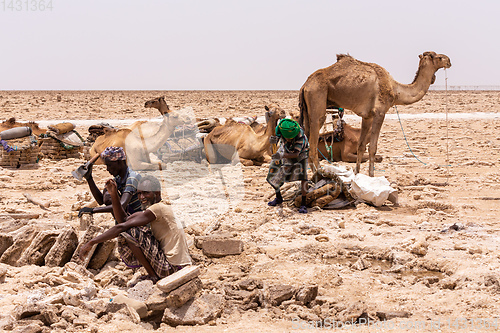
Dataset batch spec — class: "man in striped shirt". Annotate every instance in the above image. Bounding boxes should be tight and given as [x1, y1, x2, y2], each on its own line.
[267, 119, 309, 214]
[79, 146, 142, 218]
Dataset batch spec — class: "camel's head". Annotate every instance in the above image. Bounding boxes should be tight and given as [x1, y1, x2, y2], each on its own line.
[419, 52, 451, 70]
[165, 111, 190, 127]
[144, 96, 170, 115]
[289, 111, 300, 123]
[416, 52, 451, 84]
[264, 104, 286, 124]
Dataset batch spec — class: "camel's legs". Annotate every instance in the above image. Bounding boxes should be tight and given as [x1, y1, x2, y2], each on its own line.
[355, 117, 373, 174]
[203, 139, 218, 164]
[367, 114, 385, 177]
[303, 90, 327, 172]
[342, 151, 363, 163]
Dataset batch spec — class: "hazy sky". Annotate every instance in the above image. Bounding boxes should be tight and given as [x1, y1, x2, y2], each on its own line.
[1, 0, 498, 90]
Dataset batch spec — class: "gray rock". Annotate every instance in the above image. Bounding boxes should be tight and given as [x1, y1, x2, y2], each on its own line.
[376, 310, 411, 320]
[295, 285, 318, 305]
[202, 238, 244, 257]
[0, 265, 7, 283]
[127, 279, 155, 302]
[238, 278, 263, 291]
[45, 228, 78, 267]
[352, 258, 372, 271]
[439, 277, 457, 290]
[14, 303, 60, 326]
[337, 301, 368, 323]
[264, 284, 296, 307]
[162, 293, 225, 326]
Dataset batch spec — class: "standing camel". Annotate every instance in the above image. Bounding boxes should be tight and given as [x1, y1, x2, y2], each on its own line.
[299, 51, 451, 176]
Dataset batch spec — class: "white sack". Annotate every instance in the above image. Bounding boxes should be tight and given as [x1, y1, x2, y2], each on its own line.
[350, 174, 397, 207]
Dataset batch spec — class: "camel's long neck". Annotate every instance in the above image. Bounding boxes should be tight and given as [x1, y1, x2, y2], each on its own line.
[148, 115, 177, 150]
[393, 64, 436, 106]
[256, 117, 278, 152]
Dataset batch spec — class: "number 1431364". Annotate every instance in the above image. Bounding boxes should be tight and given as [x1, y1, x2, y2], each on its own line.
[2, 0, 53, 11]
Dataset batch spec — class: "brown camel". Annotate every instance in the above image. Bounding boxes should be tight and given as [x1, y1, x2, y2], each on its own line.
[316, 123, 382, 163]
[290, 111, 381, 163]
[203, 104, 286, 166]
[90, 101, 188, 170]
[0, 117, 46, 136]
[299, 51, 451, 176]
[144, 96, 170, 115]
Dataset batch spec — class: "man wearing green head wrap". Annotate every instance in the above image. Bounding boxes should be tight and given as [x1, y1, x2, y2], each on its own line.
[267, 118, 309, 214]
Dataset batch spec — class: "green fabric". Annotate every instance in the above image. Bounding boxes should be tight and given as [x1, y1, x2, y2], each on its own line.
[276, 119, 300, 139]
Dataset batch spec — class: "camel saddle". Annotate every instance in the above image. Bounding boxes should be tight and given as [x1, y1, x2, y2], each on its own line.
[320, 113, 344, 138]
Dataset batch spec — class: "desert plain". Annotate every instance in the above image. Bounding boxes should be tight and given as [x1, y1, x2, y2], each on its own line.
[0, 90, 499, 332]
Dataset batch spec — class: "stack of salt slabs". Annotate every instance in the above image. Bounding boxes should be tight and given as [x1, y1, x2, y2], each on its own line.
[0, 127, 40, 168]
[40, 123, 85, 160]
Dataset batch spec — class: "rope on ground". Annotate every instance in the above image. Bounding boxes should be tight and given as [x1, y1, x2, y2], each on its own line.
[394, 105, 427, 166]
[445, 68, 451, 183]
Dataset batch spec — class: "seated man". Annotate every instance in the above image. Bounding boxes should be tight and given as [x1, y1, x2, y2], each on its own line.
[79, 146, 142, 217]
[80, 175, 192, 282]
[267, 118, 310, 214]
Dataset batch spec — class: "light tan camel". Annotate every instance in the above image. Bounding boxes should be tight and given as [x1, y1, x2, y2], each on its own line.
[299, 51, 451, 176]
[90, 100, 188, 170]
[0, 117, 46, 136]
[203, 104, 286, 166]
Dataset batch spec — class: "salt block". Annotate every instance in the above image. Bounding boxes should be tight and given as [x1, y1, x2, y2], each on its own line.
[157, 265, 200, 293]
[264, 284, 296, 306]
[162, 293, 225, 326]
[0, 234, 13, 257]
[17, 230, 60, 266]
[0, 226, 39, 266]
[166, 277, 203, 308]
[70, 225, 103, 268]
[145, 289, 169, 312]
[45, 228, 78, 267]
[202, 238, 244, 257]
[295, 285, 318, 305]
[88, 239, 115, 270]
[112, 293, 148, 319]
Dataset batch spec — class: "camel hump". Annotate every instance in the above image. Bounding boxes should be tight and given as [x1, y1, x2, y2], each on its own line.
[336, 54, 353, 62]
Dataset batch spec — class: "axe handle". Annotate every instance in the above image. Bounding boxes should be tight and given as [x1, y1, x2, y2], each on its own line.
[86, 153, 101, 166]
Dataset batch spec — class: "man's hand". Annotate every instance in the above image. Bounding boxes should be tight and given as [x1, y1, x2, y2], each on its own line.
[79, 241, 93, 259]
[105, 179, 117, 194]
[78, 207, 94, 218]
[269, 136, 279, 144]
[83, 164, 93, 180]
[271, 152, 283, 160]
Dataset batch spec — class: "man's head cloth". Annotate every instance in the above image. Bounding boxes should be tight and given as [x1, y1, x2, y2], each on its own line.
[101, 146, 126, 162]
[276, 119, 300, 139]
